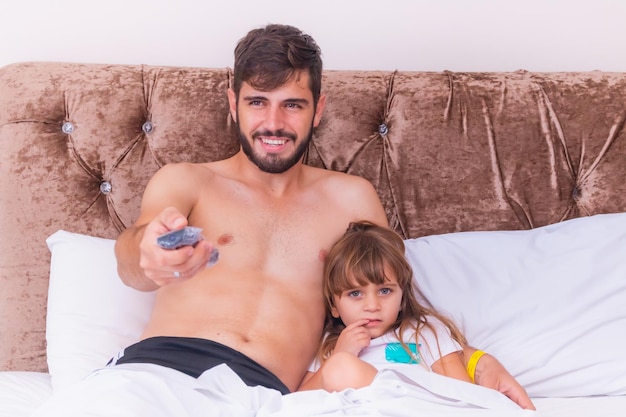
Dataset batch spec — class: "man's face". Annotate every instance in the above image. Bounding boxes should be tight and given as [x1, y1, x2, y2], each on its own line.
[228, 71, 325, 174]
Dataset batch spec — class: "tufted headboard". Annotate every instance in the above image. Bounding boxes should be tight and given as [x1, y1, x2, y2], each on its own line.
[1, 62, 626, 372]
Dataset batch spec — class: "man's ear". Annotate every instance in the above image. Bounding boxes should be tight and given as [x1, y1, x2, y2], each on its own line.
[313, 93, 326, 128]
[227, 88, 237, 123]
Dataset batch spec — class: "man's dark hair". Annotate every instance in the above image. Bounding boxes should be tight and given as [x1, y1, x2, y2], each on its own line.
[233, 24, 323, 105]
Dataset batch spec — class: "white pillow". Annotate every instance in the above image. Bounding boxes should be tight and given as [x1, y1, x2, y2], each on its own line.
[404, 212, 626, 398]
[46, 230, 155, 392]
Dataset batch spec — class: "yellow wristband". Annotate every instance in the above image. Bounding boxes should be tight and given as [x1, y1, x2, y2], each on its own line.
[466, 350, 486, 383]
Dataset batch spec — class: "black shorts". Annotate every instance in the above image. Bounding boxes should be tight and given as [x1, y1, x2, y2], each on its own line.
[108, 336, 290, 395]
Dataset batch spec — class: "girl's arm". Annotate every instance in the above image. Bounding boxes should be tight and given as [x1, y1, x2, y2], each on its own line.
[430, 350, 472, 383]
[298, 370, 323, 391]
[299, 320, 375, 391]
[297, 352, 378, 392]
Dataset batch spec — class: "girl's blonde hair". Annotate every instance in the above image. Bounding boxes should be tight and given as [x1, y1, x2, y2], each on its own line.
[319, 221, 467, 362]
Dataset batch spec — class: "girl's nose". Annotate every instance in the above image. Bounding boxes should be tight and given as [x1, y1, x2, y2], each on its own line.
[363, 294, 380, 311]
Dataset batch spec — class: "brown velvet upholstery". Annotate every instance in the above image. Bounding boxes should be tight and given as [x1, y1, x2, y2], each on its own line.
[1, 62, 626, 372]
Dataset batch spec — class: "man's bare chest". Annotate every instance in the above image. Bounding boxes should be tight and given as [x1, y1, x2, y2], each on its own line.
[192, 197, 337, 272]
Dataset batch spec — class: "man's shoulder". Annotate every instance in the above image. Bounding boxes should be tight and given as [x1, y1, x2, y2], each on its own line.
[305, 166, 387, 225]
[306, 165, 373, 188]
[148, 162, 224, 193]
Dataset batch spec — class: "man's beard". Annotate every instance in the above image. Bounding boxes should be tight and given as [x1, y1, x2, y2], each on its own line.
[237, 124, 313, 174]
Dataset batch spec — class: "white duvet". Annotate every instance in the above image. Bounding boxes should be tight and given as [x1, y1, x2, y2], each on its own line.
[31, 363, 531, 417]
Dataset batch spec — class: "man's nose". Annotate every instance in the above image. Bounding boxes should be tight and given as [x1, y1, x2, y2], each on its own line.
[264, 105, 286, 132]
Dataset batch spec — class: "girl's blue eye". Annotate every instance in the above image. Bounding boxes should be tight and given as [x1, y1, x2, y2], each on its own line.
[348, 290, 361, 297]
[380, 288, 391, 295]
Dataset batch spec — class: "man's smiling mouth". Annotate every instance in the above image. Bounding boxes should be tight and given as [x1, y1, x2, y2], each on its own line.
[261, 138, 288, 146]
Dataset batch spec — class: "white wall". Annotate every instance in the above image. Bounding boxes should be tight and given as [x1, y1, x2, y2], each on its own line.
[1, 0, 625, 72]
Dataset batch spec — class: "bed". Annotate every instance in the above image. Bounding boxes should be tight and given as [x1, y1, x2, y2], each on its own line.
[1, 62, 626, 416]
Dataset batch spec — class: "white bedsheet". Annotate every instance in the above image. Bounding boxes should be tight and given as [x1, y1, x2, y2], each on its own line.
[0, 372, 52, 417]
[14, 365, 626, 417]
[30, 363, 530, 417]
[533, 396, 626, 417]
[261, 368, 531, 417]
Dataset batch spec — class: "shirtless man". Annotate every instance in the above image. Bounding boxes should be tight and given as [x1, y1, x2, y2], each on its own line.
[110, 25, 389, 394]
[35, 24, 534, 413]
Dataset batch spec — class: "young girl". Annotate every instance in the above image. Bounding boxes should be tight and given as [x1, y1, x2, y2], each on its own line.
[299, 220, 472, 392]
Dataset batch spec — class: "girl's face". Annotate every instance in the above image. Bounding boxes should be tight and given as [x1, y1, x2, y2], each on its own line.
[331, 268, 403, 339]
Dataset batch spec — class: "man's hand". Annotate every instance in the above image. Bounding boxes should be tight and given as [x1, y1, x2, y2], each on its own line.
[471, 350, 536, 410]
[138, 207, 215, 287]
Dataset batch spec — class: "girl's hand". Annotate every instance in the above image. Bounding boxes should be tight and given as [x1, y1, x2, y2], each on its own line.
[334, 319, 371, 356]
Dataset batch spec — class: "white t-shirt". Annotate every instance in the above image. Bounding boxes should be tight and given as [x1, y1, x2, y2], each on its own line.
[310, 316, 462, 372]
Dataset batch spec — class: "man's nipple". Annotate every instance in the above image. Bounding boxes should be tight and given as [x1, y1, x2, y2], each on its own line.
[318, 249, 328, 263]
[217, 234, 234, 245]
